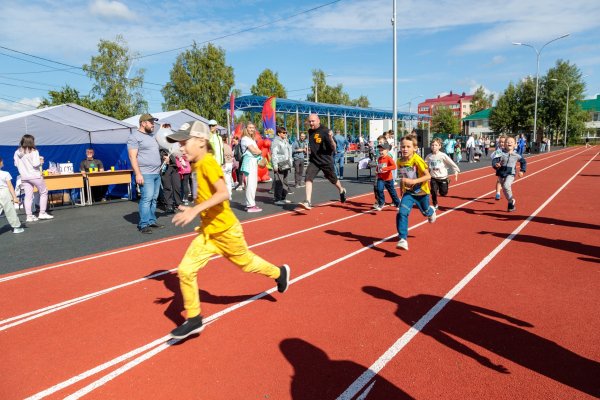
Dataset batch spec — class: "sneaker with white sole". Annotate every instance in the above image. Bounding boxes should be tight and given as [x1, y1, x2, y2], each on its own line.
[247, 206, 262, 213]
[170, 315, 204, 339]
[299, 201, 312, 210]
[13, 227, 25, 234]
[274, 200, 286, 205]
[396, 238, 409, 250]
[26, 215, 38, 222]
[427, 207, 437, 223]
[374, 205, 383, 211]
[275, 264, 290, 293]
[38, 213, 54, 220]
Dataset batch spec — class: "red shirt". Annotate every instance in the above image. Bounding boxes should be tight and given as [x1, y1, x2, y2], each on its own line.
[377, 154, 396, 181]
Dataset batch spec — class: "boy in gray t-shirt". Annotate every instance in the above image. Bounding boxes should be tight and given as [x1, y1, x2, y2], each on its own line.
[492, 136, 527, 212]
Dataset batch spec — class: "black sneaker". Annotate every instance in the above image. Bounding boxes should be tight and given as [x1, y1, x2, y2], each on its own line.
[275, 264, 290, 293]
[170, 315, 204, 339]
[339, 188, 347, 203]
[140, 226, 153, 234]
[149, 223, 165, 229]
[507, 199, 516, 212]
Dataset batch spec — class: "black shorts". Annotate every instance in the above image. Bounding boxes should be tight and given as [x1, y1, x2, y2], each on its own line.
[305, 161, 338, 184]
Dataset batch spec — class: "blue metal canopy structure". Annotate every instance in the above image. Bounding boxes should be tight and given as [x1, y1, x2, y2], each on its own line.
[222, 95, 429, 121]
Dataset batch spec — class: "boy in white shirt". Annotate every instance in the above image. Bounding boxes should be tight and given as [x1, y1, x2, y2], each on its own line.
[0, 157, 24, 233]
[425, 138, 460, 209]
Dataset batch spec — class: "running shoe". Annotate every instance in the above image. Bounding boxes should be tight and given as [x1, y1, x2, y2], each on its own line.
[495, 193, 501, 201]
[508, 198, 516, 212]
[299, 201, 312, 210]
[170, 315, 204, 339]
[275, 264, 290, 293]
[247, 206, 263, 213]
[26, 215, 38, 222]
[428, 206, 437, 223]
[13, 227, 25, 234]
[396, 238, 409, 250]
[38, 213, 54, 220]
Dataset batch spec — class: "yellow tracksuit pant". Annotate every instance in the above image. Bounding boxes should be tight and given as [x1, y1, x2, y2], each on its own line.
[177, 221, 281, 318]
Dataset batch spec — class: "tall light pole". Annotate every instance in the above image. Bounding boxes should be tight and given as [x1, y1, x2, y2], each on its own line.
[512, 33, 569, 146]
[551, 74, 588, 148]
[314, 73, 332, 103]
[392, 0, 398, 141]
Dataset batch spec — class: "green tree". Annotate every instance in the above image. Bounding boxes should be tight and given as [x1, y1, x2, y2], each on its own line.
[540, 59, 587, 145]
[251, 69, 287, 98]
[82, 35, 147, 120]
[38, 85, 94, 109]
[431, 107, 459, 134]
[162, 42, 234, 123]
[470, 85, 494, 114]
[490, 82, 520, 134]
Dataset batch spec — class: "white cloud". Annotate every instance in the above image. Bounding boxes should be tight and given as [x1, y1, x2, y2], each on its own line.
[0, 97, 41, 117]
[89, 0, 134, 21]
[491, 55, 505, 65]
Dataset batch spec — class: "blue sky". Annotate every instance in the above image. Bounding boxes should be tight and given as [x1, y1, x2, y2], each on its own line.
[1, 0, 599, 118]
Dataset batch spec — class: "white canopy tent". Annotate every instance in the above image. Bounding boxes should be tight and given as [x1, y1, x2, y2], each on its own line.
[0, 103, 135, 183]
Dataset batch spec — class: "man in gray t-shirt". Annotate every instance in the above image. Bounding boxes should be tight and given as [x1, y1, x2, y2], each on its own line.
[127, 113, 163, 233]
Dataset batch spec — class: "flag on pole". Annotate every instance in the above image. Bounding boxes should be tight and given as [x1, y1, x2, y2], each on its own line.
[229, 92, 235, 131]
[262, 96, 276, 139]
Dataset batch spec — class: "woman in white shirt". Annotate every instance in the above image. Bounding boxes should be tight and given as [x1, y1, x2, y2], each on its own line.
[14, 134, 54, 222]
[239, 124, 263, 212]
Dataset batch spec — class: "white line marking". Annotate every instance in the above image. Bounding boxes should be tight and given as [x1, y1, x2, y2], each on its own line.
[0, 147, 575, 284]
[26, 149, 592, 399]
[3, 148, 587, 332]
[336, 151, 599, 400]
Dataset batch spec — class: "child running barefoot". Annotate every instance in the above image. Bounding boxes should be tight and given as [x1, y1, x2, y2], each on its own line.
[492, 136, 527, 212]
[166, 122, 290, 340]
[395, 135, 436, 251]
[490, 136, 506, 200]
[425, 138, 460, 209]
[373, 142, 400, 211]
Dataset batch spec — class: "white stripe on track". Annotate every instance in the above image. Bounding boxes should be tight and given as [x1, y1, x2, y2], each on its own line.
[3, 148, 588, 331]
[336, 151, 599, 400]
[0, 147, 576, 284]
[26, 148, 592, 399]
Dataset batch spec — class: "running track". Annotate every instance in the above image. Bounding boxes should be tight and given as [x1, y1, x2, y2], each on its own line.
[1, 147, 598, 399]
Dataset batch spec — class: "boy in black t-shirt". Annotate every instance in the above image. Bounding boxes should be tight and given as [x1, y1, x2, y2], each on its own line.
[298, 114, 346, 210]
[80, 148, 107, 202]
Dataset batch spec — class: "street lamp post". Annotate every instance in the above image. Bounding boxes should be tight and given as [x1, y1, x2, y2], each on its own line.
[512, 33, 569, 147]
[551, 74, 588, 148]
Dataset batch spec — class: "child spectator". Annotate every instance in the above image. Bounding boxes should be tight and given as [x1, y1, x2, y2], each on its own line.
[492, 136, 527, 212]
[165, 121, 290, 340]
[0, 157, 24, 233]
[373, 142, 400, 211]
[490, 135, 506, 200]
[425, 138, 460, 209]
[371, 135, 386, 209]
[395, 135, 436, 251]
[13, 134, 53, 222]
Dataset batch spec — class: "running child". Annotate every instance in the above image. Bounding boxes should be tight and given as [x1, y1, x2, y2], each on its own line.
[395, 135, 436, 251]
[372, 135, 387, 209]
[492, 136, 527, 212]
[425, 138, 460, 209]
[0, 157, 24, 234]
[373, 142, 400, 211]
[165, 121, 290, 340]
[490, 135, 506, 200]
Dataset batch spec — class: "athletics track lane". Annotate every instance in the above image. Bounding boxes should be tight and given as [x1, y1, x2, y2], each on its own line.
[3, 148, 596, 398]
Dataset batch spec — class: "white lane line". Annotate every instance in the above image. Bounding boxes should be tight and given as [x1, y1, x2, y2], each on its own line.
[336, 151, 599, 400]
[2, 148, 587, 331]
[0, 147, 575, 284]
[26, 149, 591, 399]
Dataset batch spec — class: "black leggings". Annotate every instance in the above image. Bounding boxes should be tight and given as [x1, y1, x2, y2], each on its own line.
[430, 177, 449, 206]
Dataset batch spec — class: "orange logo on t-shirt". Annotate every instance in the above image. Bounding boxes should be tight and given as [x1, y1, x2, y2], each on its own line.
[314, 134, 322, 144]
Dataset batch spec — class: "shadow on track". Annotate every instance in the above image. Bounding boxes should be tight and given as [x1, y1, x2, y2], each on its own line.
[324, 229, 400, 258]
[280, 338, 413, 399]
[146, 270, 276, 326]
[363, 286, 600, 397]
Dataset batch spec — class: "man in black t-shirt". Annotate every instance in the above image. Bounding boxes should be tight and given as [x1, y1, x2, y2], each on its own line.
[298, 114, 346, 210]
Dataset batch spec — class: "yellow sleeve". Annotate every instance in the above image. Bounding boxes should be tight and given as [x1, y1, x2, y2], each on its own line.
[200, 155, 225, 186]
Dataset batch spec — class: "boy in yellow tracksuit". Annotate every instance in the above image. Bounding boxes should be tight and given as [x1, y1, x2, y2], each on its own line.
[166, 121, 290, 340]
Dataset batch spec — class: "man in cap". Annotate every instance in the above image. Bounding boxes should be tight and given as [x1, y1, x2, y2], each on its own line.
[207, 119, 225, 167]
[127, 113, 164, 234]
